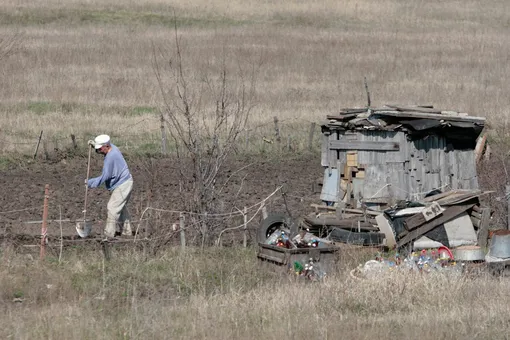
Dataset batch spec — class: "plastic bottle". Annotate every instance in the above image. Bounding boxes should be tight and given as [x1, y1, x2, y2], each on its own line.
[265, 229, 281, 245]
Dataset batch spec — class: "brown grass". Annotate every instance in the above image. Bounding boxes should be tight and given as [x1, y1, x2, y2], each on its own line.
[0, 0, 509, 153]
[1, 246, 510, 339]
[1, 1, 510, 337]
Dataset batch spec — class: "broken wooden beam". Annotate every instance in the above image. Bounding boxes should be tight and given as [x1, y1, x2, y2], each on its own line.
[303, 216, 377, 231]
[477, 207, 491, 249]
[397, 203, 475, 249]
[403, 202, 444, 230]
[329, 140, 399, 151]
[475, 134, 487, 164]
[309, 204, 381, 217]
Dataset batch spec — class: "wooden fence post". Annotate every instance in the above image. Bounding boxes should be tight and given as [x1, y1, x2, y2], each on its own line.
[70, 134, 77, 149]
[261, 201, 268, 220]
[160, 113, 167, 155]
[40, 184, 49, 260]
[273, 116, 281, 143]
[33, 130, 43, 159]
[243, 206, 248, 248]
[308, 122, 316, 151]
[43, 140, 49, 160]
[507, 185, 510, 230]
[179, 212, 186, 251]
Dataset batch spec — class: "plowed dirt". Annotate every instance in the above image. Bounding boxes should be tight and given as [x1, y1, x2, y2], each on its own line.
[0, 154, 323, 244]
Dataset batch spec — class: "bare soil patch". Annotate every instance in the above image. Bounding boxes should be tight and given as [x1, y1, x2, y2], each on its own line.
[0, 154, 322, 243]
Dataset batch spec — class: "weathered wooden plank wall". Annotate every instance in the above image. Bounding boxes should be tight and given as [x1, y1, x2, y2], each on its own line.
[322, 128, 479, 205]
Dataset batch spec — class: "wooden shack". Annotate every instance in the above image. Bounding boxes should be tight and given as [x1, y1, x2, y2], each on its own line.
[320, 105, 486, 210]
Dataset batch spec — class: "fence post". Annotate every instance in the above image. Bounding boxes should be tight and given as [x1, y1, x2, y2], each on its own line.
[40, 184, 49, 260]
[273, 116, 281, 143]
[507, 185, 510, 230]
[160, 113, 167, 155]
[43, 139, 49, 160]
[308, 122, 316, 151]
[243, 206, 248, 248]
[261, 201, 268, 220]
[179, 212, 186, 251]
[33, 130, 43, 159]
[70, 134, 77, 149]
[245, 129, 249, 151]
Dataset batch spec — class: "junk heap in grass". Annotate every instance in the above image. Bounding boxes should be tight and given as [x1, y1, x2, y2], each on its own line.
[257, 104, 508, 277]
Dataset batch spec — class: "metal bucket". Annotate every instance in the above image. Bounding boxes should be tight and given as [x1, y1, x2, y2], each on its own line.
[453, 245, 485, 261]
[489, 234, 510, 258]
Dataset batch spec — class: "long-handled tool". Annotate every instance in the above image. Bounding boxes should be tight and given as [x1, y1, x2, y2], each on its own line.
[76, 144, 93, 238]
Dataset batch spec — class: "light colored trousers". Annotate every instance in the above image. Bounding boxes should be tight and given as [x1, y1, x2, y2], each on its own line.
[105, 179, 133, 237]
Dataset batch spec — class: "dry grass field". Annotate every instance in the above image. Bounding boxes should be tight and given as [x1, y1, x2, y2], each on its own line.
[2, 1, 510, 339]
[0, 0, 509, 153]
[1, 247, 510, 340]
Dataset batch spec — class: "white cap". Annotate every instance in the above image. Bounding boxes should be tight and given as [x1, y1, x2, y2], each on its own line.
[93, 134, 111, 149]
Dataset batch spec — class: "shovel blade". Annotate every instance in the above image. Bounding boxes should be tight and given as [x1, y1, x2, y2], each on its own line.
[76, 221, 93, 238]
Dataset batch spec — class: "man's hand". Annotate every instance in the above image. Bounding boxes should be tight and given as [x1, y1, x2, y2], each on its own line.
[87, 140, 95, 148]
[84, 179, 88, 185]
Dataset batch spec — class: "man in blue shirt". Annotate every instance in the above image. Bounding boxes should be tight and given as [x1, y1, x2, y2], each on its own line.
[87, 134, 133, 238]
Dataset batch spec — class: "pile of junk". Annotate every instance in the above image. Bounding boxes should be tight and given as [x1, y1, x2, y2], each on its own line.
[257, 104, 510, 275]
[257, 189, 510, 276]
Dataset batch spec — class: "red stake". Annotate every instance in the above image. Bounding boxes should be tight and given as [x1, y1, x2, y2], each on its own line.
[40, 184, 49, 260]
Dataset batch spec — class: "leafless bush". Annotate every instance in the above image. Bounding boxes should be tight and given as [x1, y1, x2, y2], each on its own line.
[478, 126, 510, 229]
[153, 26, 260, 246]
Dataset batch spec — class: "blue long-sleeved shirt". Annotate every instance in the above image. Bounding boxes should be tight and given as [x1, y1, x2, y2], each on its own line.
[87, 144, 132, 191]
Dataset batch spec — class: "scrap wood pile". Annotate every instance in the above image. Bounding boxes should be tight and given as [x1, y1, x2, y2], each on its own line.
[263, 189, 493, 258]
[325, 104, 485, 135]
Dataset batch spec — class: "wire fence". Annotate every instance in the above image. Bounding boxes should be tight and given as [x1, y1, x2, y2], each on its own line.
[0, 116, 323, 158]
[0, 184, 288, 254]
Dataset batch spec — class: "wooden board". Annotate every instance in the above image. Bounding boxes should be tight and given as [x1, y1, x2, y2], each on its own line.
[321, 133, 329, 167]
[329, 140, 399, 151]
[372, 110, 486, 124]
[396, 203, 475, 248]
[477, 207, 491, 249]
[404, 202, 444, 230]
[347, 151, 358, 167]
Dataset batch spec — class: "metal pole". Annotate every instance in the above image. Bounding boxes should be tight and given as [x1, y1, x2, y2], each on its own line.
[40, 184, 50, 260]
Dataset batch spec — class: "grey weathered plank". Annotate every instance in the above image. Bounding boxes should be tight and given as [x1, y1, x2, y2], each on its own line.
[477, 207, 491, 248]
[384, 104, 442, 114]
[372, 110, 486, 124]
[362, 164, 395, 199]
[397, 203, 475, 248]
[321, 133, 329, 167]
[329, 140, 399, 151]
[329, 131, 338, 163]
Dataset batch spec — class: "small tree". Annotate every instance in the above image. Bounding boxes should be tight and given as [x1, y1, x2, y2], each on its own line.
[153, 28, 260, 246]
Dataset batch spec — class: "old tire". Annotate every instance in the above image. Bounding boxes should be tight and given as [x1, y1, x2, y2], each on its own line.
[329, 227, 385, 246]
[257, 213, 290, 243]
